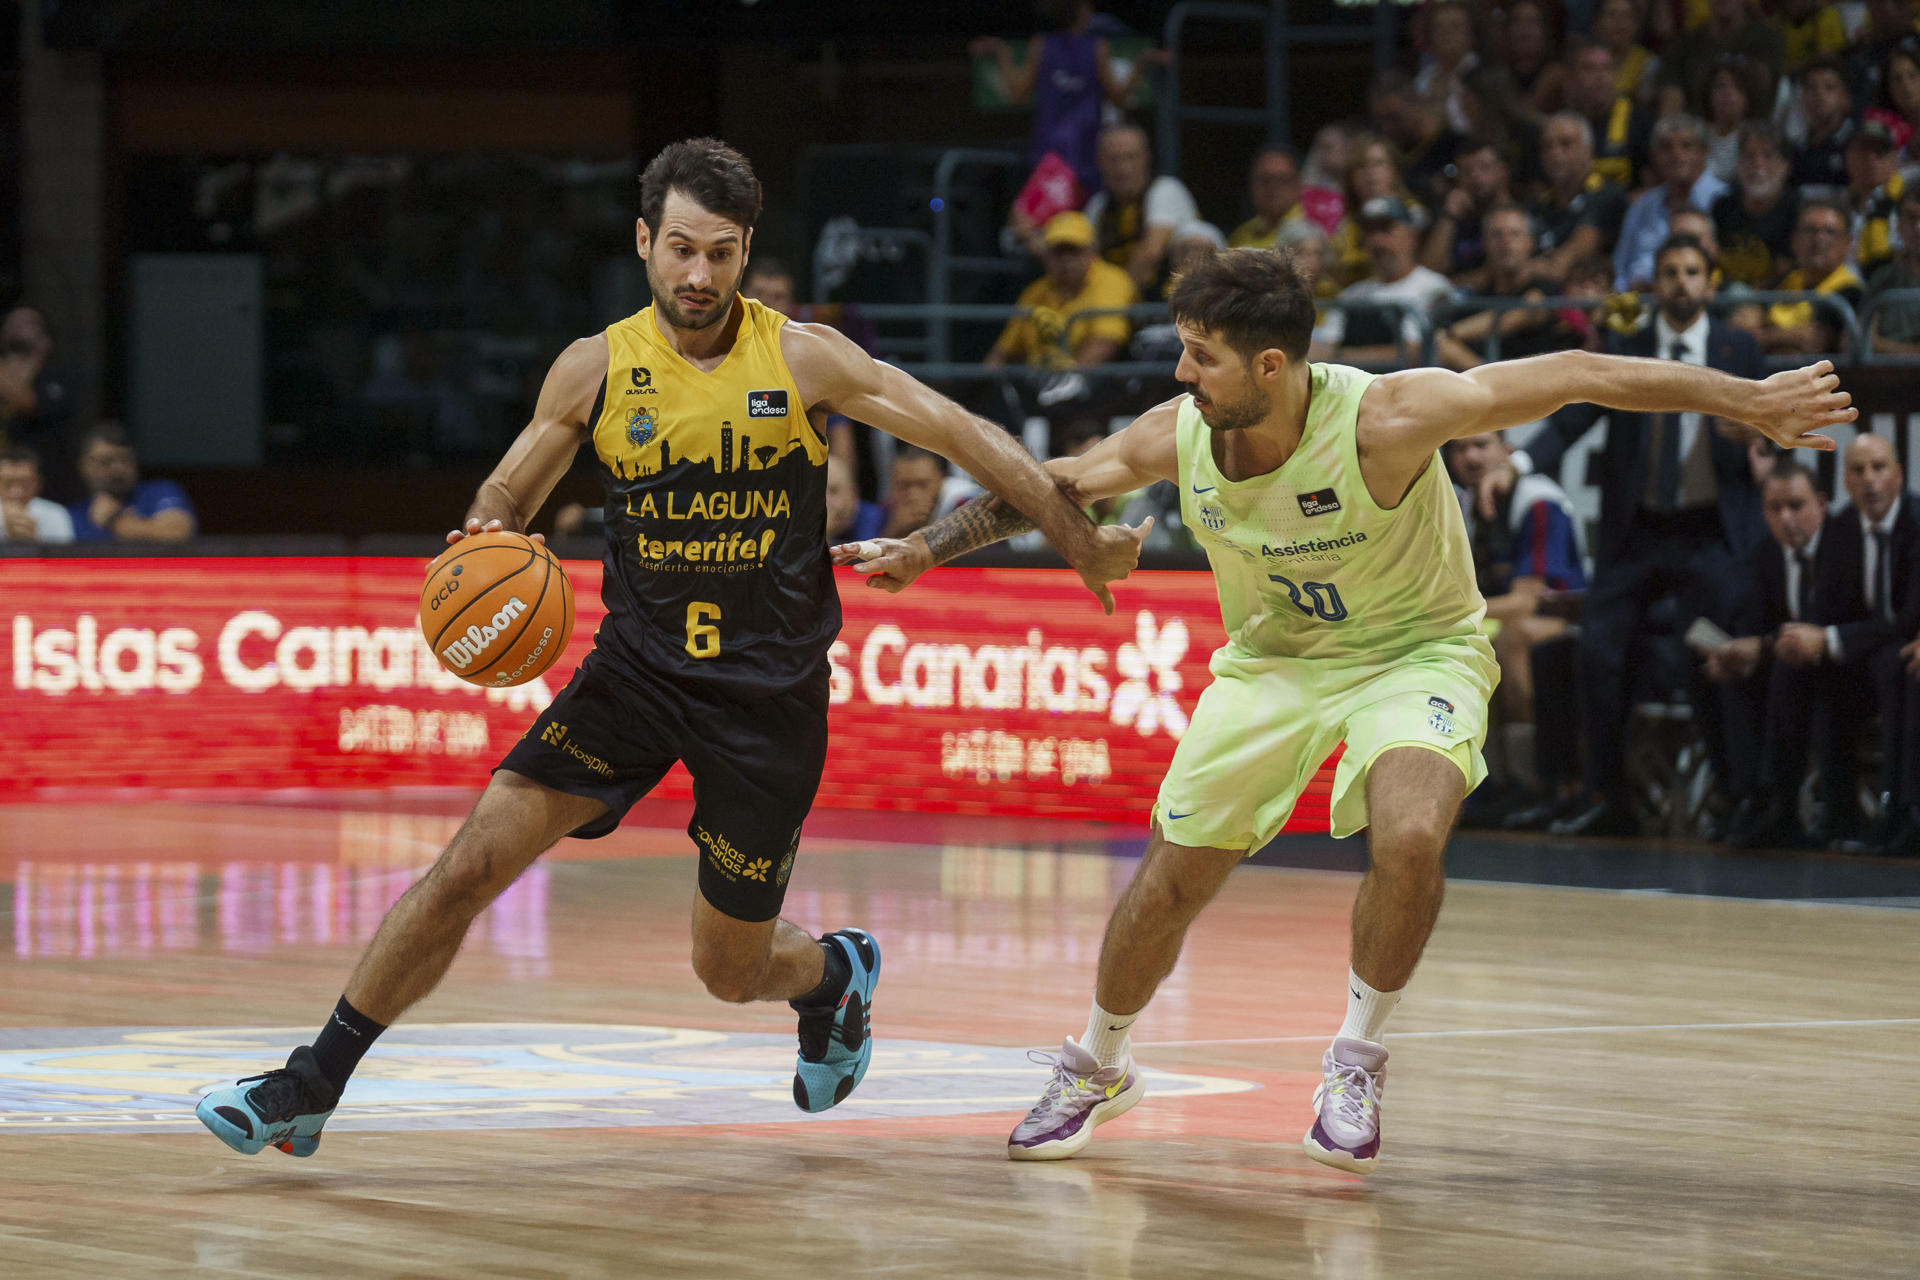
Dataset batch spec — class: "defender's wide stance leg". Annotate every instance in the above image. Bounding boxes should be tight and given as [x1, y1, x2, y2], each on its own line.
[196, 770, 606, 1157]
[1306, 745, 1465, 1175]
[1008, 831, 1242, 1161]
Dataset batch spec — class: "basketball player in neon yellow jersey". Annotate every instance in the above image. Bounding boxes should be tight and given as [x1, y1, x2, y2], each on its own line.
[195, 138, 1148, 1160]
[841, 246, 1853, 1172]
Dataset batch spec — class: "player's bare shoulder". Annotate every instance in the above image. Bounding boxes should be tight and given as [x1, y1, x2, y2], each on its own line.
[776, 318, 867, 410]
[1115, 394, 1184, 484]
[539, 332, 612, 429]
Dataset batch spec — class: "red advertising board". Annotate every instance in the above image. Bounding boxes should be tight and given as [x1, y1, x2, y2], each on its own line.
[1, 558, 1335, 828]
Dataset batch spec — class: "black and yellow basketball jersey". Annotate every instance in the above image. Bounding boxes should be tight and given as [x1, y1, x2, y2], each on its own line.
[588, 297, 837, 694]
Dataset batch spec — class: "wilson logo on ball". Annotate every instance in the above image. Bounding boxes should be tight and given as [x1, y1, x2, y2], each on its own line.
[439, 597, 529, 670]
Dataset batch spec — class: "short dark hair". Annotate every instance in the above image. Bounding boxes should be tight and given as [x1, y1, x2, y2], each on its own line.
[1482, 199, 1532, 227]
[1654, 232, 1716, 276]
[1736, 118, 1788, 159]
[0, 443, 41, 468]
[894, 444, 948, 474]
[1765, 456, 1818, 493]
[1800, 53, 1850, 87]
[744, 256, 792, 284]
[639, 137, 763, 236]
[1798, 194, 1852, 229]
[1458, 135, 1509, 166]
[1167, 247, 1317, 362]
[1251, 144, 1299, 170]
[1566, 252, 1613, 285]
[80, 421, 133, 454]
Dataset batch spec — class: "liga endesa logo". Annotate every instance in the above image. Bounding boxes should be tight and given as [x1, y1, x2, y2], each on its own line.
[827, 610, 1192, 738]
[9, 611, 549, 708]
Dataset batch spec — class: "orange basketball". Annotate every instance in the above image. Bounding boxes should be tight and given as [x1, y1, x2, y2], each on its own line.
[419, 531, 575, 687]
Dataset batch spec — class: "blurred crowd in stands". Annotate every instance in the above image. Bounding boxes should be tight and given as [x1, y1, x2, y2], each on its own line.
[8, 0, 1920, 853]
[0, 305, 196, 546]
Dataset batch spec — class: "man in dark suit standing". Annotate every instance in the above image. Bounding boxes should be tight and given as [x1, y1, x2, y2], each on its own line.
[1774, 433, 1916, 845]
[1707, 458, 1829, 847]
[1500, 234, 1770, 835]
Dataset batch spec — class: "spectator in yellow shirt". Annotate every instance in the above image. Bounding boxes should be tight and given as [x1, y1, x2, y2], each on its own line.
[984, 211, 1139, 370]
[1772, 0, 1847, 72]
[1227, 145, 1305, 249]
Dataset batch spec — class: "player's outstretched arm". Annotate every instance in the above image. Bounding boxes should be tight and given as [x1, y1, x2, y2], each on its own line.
[832, 399, 1180, 595]
[788, 322, 1149, 613]
[1356, 350, 1856, 502]
[451, 335, 604, 546]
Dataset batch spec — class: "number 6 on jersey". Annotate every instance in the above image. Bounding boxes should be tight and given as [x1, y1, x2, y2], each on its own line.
[685, 601, 722, 658]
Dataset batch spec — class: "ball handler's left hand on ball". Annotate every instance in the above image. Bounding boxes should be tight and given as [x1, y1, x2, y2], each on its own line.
[830, 534, 933, 593]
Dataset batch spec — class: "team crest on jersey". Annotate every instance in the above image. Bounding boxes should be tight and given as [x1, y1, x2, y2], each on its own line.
[626, 406, 657, 448]
[747, 389, 788, 418]
[1197, 500, 1227, 533]
[1297, 488, 1342, 518]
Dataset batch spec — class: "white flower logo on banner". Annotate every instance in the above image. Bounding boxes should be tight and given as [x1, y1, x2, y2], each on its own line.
[1111, 611, 1189, 738]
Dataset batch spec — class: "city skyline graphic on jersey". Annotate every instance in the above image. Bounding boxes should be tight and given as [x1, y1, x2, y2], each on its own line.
[602, 409, 818, 481]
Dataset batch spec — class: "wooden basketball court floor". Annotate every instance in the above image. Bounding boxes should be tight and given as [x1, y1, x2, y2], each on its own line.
[3, 796, 1917, 1279]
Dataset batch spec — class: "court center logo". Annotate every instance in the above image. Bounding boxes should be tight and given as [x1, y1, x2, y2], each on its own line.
[0, 1025, 1256, 1134]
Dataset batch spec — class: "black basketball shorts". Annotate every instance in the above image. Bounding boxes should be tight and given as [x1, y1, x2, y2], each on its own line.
[496, 645, 830, 922]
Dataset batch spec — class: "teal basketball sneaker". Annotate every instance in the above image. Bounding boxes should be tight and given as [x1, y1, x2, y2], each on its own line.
[791, 928, 880, 1112]
[195, 1045, 339, 1157]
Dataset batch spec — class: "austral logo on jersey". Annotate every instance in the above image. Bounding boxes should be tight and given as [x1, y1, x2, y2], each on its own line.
[1297, 488, 1342, 517]
[626, 366, 656, 395]
[746, 389, 789, 418]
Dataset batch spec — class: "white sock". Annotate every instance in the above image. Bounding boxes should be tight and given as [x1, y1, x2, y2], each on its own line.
[1336, 969, 1402, 1046]
[1081, 1001, 1139, 1069]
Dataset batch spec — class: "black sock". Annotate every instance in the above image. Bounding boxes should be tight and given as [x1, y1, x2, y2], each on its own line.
[309, 996, 387, 1093]
[791, 939, 851, 1008]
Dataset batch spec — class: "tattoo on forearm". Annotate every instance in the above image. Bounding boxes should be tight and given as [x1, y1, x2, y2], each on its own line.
[921, 495, 1036, 564]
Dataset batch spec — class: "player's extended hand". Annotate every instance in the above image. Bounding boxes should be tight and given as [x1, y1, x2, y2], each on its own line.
[831, 534, 935, 594]
[1737, 359, 1855, 451]
[446, 516, 545, 547]
[1071, 517, 1154, 616]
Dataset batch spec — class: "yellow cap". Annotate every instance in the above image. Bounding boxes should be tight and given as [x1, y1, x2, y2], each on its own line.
[1042, 210, 1096, 248]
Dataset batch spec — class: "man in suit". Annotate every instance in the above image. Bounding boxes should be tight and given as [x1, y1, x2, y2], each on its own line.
[1776, 433, 1916, 844]
[1494, 233, 1769, 836]
[1707, 458, 1829, 847]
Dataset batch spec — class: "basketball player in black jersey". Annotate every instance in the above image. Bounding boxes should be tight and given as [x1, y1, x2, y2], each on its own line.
[196, 137, 1149, 1158]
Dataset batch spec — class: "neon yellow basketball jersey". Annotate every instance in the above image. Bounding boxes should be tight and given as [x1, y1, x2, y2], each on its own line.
[1175, 363, 1487, 662]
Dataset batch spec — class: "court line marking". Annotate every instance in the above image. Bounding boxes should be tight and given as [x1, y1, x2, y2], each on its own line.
[1134, 1016, 1920, 1049]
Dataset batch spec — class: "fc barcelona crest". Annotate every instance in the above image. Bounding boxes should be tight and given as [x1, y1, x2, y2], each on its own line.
[626, 406, 657, 448]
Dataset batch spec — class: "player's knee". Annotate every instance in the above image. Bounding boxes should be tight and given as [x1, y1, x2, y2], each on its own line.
[1126, 864, 1211, 929]
[1367, 818, 1448, 873]
[691, 940, 767, 1004]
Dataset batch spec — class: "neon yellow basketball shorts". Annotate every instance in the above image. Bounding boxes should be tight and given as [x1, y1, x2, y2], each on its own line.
[1150, 634, 1499, 850]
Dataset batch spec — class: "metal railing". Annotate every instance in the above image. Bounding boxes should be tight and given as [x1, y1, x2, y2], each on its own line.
[1858, 288, 1920, 362]
[1157, 0, 1398, 168]
[926, 148, 1029, 365]
[842, 288, 1907, 377]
